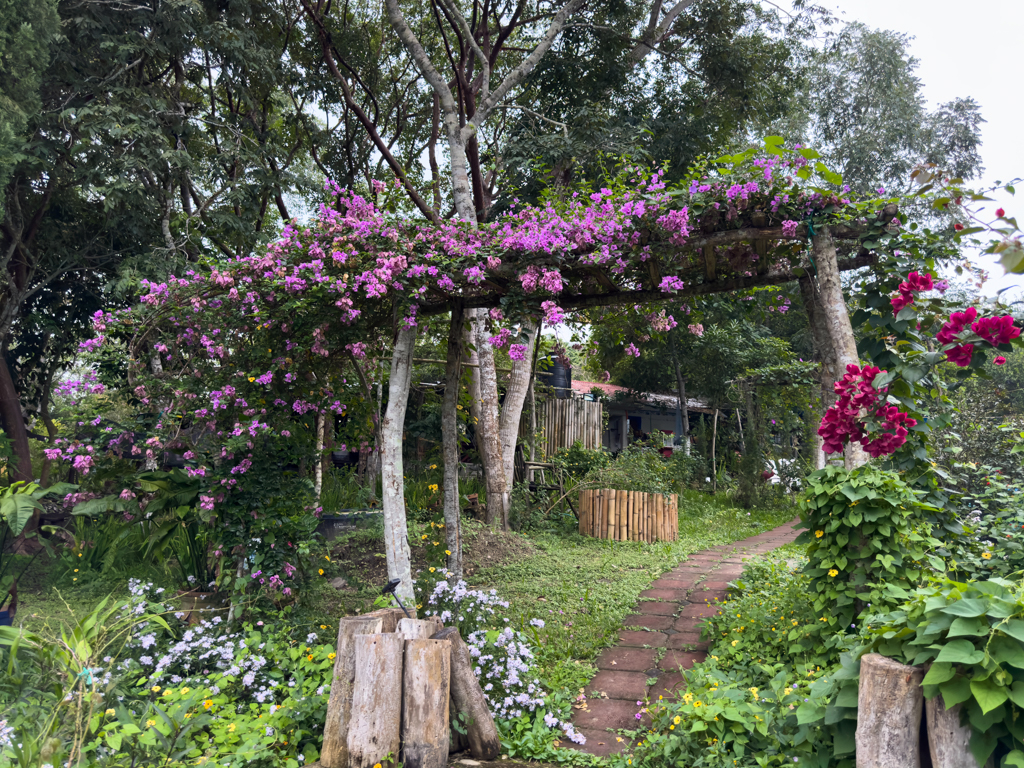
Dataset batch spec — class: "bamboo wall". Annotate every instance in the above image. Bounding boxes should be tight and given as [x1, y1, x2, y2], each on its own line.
[577, 489, 678, 543]
[520, 397, 603, 458]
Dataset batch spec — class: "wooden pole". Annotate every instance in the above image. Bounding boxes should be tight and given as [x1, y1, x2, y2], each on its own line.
[926, 693, 992, 768]
[347, 633, 404, 768]
[401, 638, 451, 768]
[710, 408, 719, 494]
[607, 489, 616, 540]
[619, 489, 628, 541]
[431, 627, 500, 760]
[855, 654, 924, 768]
[322, 616, 385, 768]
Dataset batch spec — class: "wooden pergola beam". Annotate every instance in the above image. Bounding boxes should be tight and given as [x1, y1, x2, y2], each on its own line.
[419, 251, 878, 315]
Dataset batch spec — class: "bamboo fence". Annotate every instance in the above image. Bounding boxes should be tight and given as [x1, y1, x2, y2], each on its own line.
[520, 397, 603, 458]
[577, 489, 678, 542]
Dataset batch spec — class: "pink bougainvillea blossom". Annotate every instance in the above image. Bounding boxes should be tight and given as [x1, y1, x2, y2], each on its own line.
[817, 364, 917, 457]
[687, 323, 704, 337]
[890, 271, 934, 316]
[624, 343, 640, 357]
[508, 344, 528, 361]
[971, 315, 1020, 346]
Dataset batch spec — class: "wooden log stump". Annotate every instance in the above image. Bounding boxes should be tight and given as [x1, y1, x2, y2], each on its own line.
[321, 616, 385, 768]
[347, 633, 404, 768]
[856, 653, 925, 768]
[396, 617, 443, 639]
[431, 627, 500, 760]
[402, 638, 452, 768]
[926, 693, 992, 768]
[366, 607, 410, 632]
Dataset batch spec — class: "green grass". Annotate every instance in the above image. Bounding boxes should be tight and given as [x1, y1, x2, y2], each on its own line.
[473, 490, 797, 675]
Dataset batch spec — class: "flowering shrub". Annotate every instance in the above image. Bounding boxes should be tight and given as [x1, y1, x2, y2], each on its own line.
[419, 576, 584, 743]
[817, 364, 917, 458]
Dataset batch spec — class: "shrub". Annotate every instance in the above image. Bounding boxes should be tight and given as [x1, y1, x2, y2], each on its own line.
[945, 463, 1024, 580]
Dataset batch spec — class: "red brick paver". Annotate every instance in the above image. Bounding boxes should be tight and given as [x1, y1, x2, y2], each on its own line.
[567, 518, 799, 755]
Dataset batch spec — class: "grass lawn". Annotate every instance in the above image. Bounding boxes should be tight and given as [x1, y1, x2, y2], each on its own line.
[11, 490, 797, 688]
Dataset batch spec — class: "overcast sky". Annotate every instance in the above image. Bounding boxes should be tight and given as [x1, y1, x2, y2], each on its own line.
[826, 0, 1024, 298]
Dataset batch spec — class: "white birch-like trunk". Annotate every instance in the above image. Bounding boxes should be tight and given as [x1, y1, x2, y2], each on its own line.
[811, 228, 869, 469]
[441, 303, 465, 579]
[382, 324, 418, 603]
[498, 319, 537, 489]
[315, 412, 325, 499]
[472, 310, 509, 528]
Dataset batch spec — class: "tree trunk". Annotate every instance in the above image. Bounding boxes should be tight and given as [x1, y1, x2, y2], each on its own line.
[472, 310, 508, 529]
[431, 627, 500, 760]
[401, 638, 451, 768]
[798, 275, 833, 470]
[348, 633, 404, 768]
[315, 412, 325, 499]
[381, 324, 417, 604]
[322, 615, 385, 768]
[855, 654, 924, 768]
[0, 352, 31, 482]
[442, 303, 465, 580]
[671, 344, 690, 457]
[926, 693, 991, 768]
[811, 228, 869, 469]
[498, 318, 537, 490]
[710, 408, 719, 493]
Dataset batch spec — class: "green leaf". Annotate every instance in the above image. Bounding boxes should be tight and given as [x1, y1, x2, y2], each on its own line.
[1003, 750, 1024, 768]
[971, 677, 1009, 714]
[1008, 681, 1024, 709]
[939, 676, 972, 707]
[1001, 621, 1024, 644]
[947, 616, 990, 638]
[923, 662, 956, 685]
[990, 635, 1024, 669]
[941, 599, 989, 618]
[935, 639, 985, 665]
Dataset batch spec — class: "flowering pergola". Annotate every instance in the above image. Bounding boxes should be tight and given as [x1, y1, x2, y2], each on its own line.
[78, 143, 922, 603]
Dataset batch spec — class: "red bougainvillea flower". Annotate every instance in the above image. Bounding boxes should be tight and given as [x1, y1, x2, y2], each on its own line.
[946, 343, 975, 367]
[954, 223, 964, 231]
[971, 315, 1021, 346]
[890, 271, 934, 316]
[997, 208, 1006, 217]
[995, 356, 1008, 365]
[936, 307, 978, 345]
[817, 364, 916, 457]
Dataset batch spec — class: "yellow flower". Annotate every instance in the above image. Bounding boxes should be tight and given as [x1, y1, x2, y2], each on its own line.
[669, 724, 675, 730]
[328, 653, 337, 660]
[828, 568, 839, 577]
[248, 377, 255, 382]
[693, 701, 703, 708]
[421, 534, 428, 540]
[105, 708, 115, 716]
[321, 624, 327, 629]
[308, 654, 314, 661]
[203, 700, 213, 709]
[228, 723, 236, 732]
[374, 763, 382, 768]
[181, 687, 190, 694]
[428, 484, 439, 493]
[982, 552, 993, 559]
[429, 567, 436, 572]
[319, 569, 325, 575]
[673, 716, 681, 725]
[151, 685, 161, 693]
[749, 687, 759, 701]
[146, 719, 156, 727]
[815, 530, 824, 538]
[445, 550, 451, 556]
[731, 640, 738, 646]
[325, 556, 331, 561]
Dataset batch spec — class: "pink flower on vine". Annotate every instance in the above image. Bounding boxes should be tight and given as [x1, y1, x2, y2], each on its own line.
[687, 323, 704, 337]
[509, 344, 528, 361]
[625, 343, 640, 358]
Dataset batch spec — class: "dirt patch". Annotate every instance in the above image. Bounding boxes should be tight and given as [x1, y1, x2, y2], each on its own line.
[326, 521, 536, 591]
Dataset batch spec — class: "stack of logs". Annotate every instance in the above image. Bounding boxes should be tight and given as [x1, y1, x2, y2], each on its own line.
[577, 489, 678, 542]
[857, 654, 990, 768]
[319, 608, 501, 768]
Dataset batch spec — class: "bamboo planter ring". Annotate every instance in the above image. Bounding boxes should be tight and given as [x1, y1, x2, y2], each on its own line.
[577, 489, 678, 543]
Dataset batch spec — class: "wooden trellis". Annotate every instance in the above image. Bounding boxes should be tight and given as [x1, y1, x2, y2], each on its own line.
[518, 396, 603, 458]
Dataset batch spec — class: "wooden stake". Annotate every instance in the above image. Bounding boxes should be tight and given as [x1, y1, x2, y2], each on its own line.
[322, 616, 385, 768]
[855, 654, 924, 768]
[397, 617, 443, 639]
[926, 693, 992, 768]
[431, 627, 500, 760]
[347, 633, 404, 768]
[607, 489, 617, 540]
[401, 638, 451, 768]
[366, 607, 409, 632]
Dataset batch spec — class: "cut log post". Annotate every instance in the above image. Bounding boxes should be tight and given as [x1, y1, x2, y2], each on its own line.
[322, 616, 385, 768]
[366, 607, 410, 632]
[397, 617, 443, 639]
[926, 693, 992, 768]
[855, 654, 924, 768]
[402, 638, 451, 768]
[347, 633, 404, 768]
[431, 627, 500, 760]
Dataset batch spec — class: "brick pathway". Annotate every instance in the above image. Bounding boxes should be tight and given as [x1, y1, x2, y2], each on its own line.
[567, 520, 800, 756]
